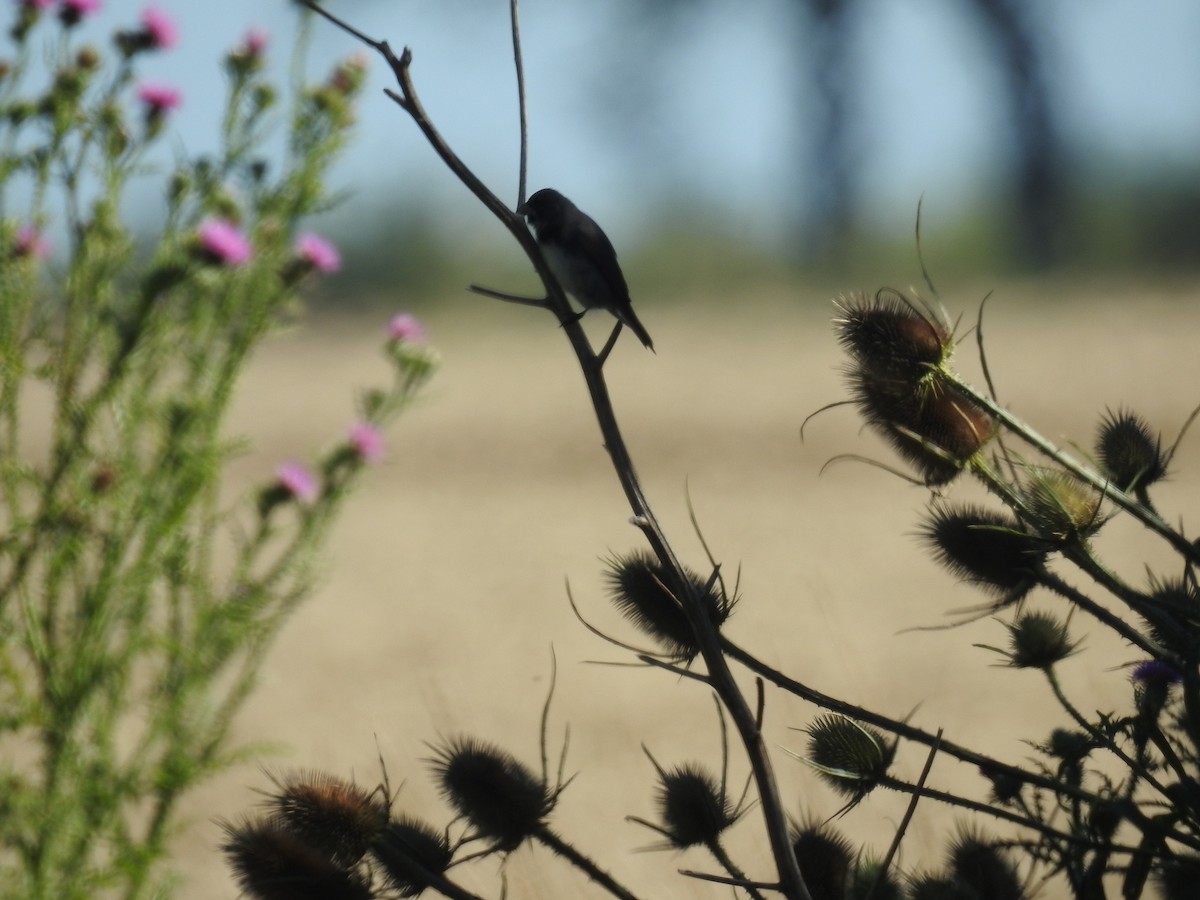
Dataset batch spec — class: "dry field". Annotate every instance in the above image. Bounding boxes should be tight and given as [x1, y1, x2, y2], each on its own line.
[178, 278, 1200, 898]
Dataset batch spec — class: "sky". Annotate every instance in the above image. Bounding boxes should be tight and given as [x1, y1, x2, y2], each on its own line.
[12, 0, 1200, 246]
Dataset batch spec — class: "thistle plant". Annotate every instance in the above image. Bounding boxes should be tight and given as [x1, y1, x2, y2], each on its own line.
[0, 4, 434, 897]
[217, 3, 1199, 899]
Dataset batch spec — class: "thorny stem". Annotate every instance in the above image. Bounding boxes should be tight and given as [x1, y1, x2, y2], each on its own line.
[300, 2, 811, 897]
[947, 372, 1200, 565]
[719, 637, 1200, 853]
[533, 828, 642, 900]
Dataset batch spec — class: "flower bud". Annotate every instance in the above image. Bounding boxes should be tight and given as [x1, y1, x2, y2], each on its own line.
[946, 829, 1023, 900]
[835, 288, 952, 382]
[1022, 468, 1103, 545]
[790, 821, 853, 900]
[921, 504, 1048, 601]
[639, 755, 735, 849]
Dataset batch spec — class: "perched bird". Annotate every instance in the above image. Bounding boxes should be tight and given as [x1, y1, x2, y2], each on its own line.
[517, 188, 654, 351]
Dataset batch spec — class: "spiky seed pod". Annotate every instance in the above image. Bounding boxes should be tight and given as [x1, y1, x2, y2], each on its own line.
[648, 762, 735, 849]
[265, 770, 388, 868]
[1021, 469, 1104, 545]
[805, 715, 894, 799]
[789, 821, 853, 900]
[604, 550, 734, 663]
[371, 816, 454, 897]
[429, 737, 552, 851]
[1141, 576, 1200, 658]
[921, 504, 1049, 600]
[978, 765, 1024, 805]
[221, 816, 373, 900]
[848, 369, 995, 486]
[906, 874, 978, 900]
[1045, 728, 1093, 764]
[848, 857, 903, 900]
[947, 830, 1024, 900]
[1003, 611, 1079, 669]
[1157, 855, 1200, 900]
[834, 289, 952, 382]
[1096, 409, 1167, 493]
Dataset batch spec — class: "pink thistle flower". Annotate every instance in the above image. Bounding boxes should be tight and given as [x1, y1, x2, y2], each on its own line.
[295, 232, 341, 274]
[387, 313, 426, 344]
[197, 219, 252, 267]
[242, 27, 268, 57]
[140, 5, 178, 50]
[276, 461, 318, 504]
[137, 81, 181, 116]
[59, 0, 101, 25]
[348, 422, 384, 464]
[13, 223, 50, 260]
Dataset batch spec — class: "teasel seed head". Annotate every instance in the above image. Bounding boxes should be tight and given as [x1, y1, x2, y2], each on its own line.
[789, 819, 854, 900]
[907, 874, 978, 900]
[848, 856, 903, 900]
[805, 715, 894, 800]
[1002, 611, 1079, 670]
[1096, 408, 1167, 493]
[604, 549, 734, 663]
[642, 759, 736, 849]
[921, 504, 1049, 600]
[849, 370, 995, 486]
[1021, 469, 1104, 545]
[264, 770, 388, 869]
[221, 815, 373, 900]
[834, 289, 952, 383]
[429, 736, 552, 851]
[371, 815, 454, 897]
[946, 828, 1024, 900]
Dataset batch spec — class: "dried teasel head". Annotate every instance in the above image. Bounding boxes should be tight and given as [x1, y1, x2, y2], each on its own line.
[999, 610, 1080, 670]
[371, 815, 454, 897]
[945, 827, 1024, 900]
[1095, 408, 1168, 493]
[263, 770, 388, 869]
[848, 369, 995, 486]
[789, 819, 854, 900]
[834, 289, 953, 383]
[604, 549, 734, 663]
[428, 736, 553, 852]
[220, 815, 373, 900]
[634, 756, 738, 850]
[921, 504, 1050, 601]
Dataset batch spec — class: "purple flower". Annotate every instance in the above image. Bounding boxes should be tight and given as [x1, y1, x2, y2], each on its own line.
[137, 81, 181, 115]
[295, 232, 341, 274]
[13, 223, 50, 260]
[348, 422, 384, 464]
[140, 4, 178, 50]
[388, 313, 426, 344]
[1132, 660, 1182, 686]
[241, 26, 268, 57]
[276, 461, 318, 504]
[197, 219, 252, 267]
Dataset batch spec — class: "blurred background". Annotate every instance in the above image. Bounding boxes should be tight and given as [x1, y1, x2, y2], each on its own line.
[83, 0, 1200, 297]
[29, 2, 1200, 895]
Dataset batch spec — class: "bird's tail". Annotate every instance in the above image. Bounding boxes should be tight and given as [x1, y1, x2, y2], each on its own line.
[620, 309, 655, 352]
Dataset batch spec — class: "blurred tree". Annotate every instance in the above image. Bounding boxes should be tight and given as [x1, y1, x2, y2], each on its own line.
[966, 0, 1065, 269]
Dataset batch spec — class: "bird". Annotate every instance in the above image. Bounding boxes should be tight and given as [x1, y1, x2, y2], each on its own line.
[517, 188, 654, 351]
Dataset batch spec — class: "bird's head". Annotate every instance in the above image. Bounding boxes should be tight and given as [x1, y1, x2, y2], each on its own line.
[517, 188, 571, 235]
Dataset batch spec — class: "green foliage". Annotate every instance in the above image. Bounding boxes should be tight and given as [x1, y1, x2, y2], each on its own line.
[0, 5, 434, 897]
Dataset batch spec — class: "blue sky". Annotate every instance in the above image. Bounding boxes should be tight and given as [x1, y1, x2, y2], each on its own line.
[22, 1, 1200, 243]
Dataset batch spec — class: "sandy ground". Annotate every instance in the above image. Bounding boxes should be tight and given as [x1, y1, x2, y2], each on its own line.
[174, 278, 1200, 898]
